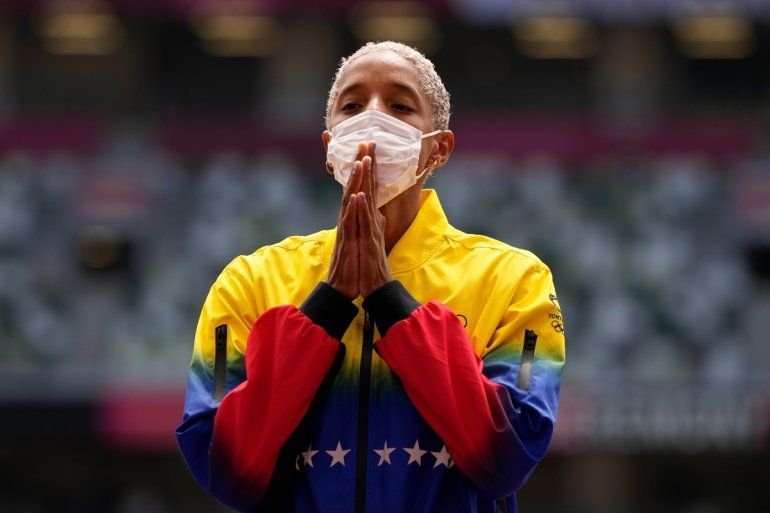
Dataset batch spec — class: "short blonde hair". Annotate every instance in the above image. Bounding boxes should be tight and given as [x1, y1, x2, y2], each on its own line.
[325, 41, 451, 131]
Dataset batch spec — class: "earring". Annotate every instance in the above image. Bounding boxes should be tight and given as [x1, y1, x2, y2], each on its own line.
[426, 160, 437, 178]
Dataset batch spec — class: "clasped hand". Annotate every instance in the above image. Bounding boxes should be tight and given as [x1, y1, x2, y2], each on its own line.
[327, 141, 393, 300]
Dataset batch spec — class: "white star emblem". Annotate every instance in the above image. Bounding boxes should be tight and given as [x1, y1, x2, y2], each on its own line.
[301, 444, 319, 468]
[431, 444, 452, 468]
[374, 441, 396, 467]
[403, 440, 427, 466]
[326, 441, 351, 467]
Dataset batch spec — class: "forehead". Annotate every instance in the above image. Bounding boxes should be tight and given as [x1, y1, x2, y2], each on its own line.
[336, 50, 425, 100]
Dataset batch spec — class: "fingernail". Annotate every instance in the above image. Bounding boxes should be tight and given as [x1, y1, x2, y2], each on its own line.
[361, 193, 367, 202]
[349, 194, 354, 204]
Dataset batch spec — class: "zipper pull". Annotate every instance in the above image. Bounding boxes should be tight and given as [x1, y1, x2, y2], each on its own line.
[517, 329, 538, 392]
[213, 324, 228, 401]
[524, 329, 538, 351]
[215, 325, 227, 350]
[363, 310, 371, 331]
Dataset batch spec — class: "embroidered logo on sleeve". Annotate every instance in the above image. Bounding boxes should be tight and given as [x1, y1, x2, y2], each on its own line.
[547, 293, 565, 334]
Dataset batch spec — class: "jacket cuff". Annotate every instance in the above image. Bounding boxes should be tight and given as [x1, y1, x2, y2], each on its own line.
[300, 281, 359, 340]
[362, 280, 421, 336]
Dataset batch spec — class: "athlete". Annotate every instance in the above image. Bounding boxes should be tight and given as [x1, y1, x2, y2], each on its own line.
[175, 41, 566, 513]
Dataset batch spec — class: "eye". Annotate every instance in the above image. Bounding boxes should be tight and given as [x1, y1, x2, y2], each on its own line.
[341, 103, 359, 112]
[392, 104, 413, 112]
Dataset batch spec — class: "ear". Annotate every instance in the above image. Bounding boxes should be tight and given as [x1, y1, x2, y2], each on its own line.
[322, 130, 332, 153]
[430, 130, 454, 169]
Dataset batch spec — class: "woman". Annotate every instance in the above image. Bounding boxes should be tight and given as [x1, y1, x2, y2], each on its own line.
[176, 41, 566, 513]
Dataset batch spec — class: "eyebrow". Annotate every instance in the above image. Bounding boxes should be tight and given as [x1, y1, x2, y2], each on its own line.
[391, 82, 421, 100]
[337, 81, 422, 103]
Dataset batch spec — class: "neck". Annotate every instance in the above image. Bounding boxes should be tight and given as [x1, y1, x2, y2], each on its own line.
[379, 185, 424, 255]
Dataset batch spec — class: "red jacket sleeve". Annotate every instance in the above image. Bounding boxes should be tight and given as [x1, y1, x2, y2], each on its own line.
[208, 305, 342, 508]
[365, 274, 565, 501]
[176, 279, 356, 512]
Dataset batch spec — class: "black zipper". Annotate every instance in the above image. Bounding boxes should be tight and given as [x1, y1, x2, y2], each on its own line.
[516, 329, 537, 392]
[213, 324, 228, 401]
[355, 310, 374, 513]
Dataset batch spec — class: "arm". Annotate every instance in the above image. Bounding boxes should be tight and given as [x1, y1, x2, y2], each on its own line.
[365, 265, 566, 501]
[175, 267, 357, 512]
[177, 138, 368, 511]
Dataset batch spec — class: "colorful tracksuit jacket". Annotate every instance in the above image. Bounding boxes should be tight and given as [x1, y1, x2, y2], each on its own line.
[175, 188, 567, 513]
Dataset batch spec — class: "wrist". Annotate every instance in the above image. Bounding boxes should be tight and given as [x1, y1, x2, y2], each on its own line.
[362, 274, 392, 299]
[327, 278, 357, 301]
[300, 281, 359, 340]
[362, 280, 420, 336]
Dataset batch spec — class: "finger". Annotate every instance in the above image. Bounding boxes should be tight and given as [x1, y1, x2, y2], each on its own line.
[355, 141, 368, 163]
[351, 141, 367, 194]
[368, 141, 378, 210]
[351, 142, 368, 196]
[342, 193, 356, 237]
[340, 143, 368, 210]
[358, 192, 372, 238]
[361, 155, 372, 202]
[340, 161, 363, 214]
[350, 160, 364, 198]
[362, 155, 377, 220]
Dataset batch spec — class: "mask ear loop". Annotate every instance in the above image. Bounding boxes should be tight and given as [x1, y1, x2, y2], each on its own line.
[418, 159, 440, 181]
[325, 129, 336, 175]
[419, 129, 443, 179]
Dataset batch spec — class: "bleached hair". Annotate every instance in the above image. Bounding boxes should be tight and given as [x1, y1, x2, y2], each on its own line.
[325, 41, 451, 131]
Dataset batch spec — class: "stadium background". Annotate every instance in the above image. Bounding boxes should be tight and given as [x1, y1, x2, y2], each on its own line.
[1, 0, 769, 511]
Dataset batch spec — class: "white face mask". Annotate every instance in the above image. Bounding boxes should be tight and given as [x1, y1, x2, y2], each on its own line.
[326, 109, 441, 208]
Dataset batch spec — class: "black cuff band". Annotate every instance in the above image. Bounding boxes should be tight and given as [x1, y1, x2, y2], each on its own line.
[300, 281, 359, 340]
[362, 280, 421, 336]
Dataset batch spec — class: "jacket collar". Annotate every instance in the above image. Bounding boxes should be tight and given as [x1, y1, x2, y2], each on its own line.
[324, 188, 450, 274]
[387, 188, 450, 274]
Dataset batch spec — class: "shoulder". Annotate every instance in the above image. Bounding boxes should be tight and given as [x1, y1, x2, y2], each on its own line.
[443, 225, 551, 277]
[217, 229, 333, 285]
